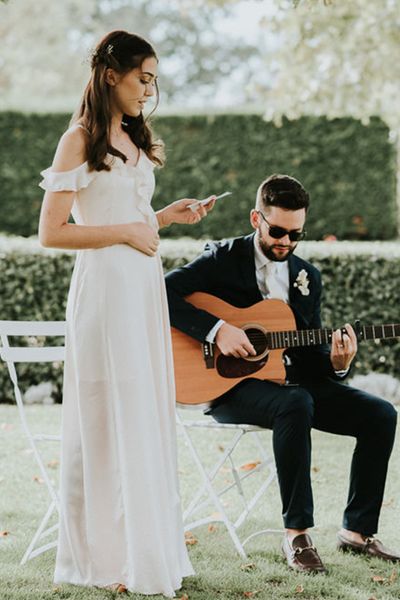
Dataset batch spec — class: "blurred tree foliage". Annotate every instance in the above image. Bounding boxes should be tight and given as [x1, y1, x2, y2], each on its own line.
[0, 0, 258, 110]
[210, 0, 400, 212]
[248, 0, 400, 133]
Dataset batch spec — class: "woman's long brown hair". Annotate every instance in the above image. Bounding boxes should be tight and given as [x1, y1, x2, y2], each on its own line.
[71, 30, 165, 171]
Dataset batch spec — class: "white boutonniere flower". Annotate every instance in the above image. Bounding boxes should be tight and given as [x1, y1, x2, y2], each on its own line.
[293, 269, 310, 296]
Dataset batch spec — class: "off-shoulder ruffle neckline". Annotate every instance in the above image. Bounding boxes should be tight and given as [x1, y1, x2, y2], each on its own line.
[43, 150, 153, 176]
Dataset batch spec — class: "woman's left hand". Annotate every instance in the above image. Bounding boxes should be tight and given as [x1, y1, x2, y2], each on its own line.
[157, 196, 216, 228]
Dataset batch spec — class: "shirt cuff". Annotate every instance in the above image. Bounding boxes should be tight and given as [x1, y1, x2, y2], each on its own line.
[205, 319, 225, 343]
[334, 368, 349, 377]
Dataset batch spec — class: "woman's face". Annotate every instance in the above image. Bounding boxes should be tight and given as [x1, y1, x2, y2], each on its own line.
[108, 56, 158, 117]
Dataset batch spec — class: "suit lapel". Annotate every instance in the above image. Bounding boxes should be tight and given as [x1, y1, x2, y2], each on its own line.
[288, 255, 299, 305]
[288, 254, 311, 326]
[238, 234, 263, 304]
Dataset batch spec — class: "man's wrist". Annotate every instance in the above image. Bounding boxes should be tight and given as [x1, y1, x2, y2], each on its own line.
[334, 367, 349, 377]
[206, 319, 225, 343]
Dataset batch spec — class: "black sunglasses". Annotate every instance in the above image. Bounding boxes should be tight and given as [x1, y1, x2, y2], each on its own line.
[258, 211, 306, 242]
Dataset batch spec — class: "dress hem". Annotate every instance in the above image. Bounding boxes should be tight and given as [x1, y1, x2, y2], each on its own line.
[54, 568, 195, 598]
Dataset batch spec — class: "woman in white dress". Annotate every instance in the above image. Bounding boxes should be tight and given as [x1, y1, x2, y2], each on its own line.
[38, 30, 213, 596]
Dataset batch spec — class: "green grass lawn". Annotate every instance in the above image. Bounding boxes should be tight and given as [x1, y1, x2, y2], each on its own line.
[1, 403, 399, 600]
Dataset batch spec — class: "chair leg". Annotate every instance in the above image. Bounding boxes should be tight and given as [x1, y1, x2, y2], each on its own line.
[20, 500, 59, 565]
[183, 428, 243, 520]
[179, 421, 249, 558]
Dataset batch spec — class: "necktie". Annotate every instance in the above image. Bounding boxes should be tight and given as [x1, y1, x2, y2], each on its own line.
[265, 262, 284, 301]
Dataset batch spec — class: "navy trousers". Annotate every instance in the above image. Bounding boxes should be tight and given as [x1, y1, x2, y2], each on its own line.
[206, 377, 397, 534]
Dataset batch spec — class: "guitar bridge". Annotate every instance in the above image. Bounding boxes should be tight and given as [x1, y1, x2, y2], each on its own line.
[202, 342, 215, 369]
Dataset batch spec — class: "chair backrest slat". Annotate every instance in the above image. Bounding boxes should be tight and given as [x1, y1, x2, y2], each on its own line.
[0, 346, 65, 363]
[0, 321, 66, 336]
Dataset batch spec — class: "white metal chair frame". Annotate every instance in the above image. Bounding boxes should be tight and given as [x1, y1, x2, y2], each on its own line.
[0, 320, 65, 564]
[176, 406, 281, 558]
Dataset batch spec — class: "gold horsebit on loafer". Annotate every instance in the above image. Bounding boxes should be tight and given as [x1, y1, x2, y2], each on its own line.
[293, 544, 317, 557]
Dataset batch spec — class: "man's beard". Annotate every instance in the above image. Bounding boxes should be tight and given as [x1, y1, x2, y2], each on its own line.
[258, 230, 297, 262]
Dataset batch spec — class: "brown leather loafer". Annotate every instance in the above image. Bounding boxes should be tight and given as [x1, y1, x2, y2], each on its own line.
[337, 533, 400, 562]
[282, 533, 327, 573]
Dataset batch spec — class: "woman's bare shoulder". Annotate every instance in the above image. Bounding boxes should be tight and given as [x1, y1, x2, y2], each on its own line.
[52, 124, 87, 172]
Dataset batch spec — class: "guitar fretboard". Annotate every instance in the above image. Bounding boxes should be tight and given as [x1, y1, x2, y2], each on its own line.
[265, 323, 400, 350]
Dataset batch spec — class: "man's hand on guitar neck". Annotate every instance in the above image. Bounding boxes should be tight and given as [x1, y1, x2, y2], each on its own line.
[330, 324, 358, 372]
[215, 323, 257, 359]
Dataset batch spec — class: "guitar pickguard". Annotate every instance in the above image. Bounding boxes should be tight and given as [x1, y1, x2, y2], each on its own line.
[216, 354, 268, 378]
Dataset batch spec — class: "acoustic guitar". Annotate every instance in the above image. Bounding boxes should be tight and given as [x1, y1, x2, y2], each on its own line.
[171, 292, 400, 405]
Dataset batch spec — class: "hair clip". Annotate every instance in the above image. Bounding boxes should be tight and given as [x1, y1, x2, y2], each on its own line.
[88, 44, 113, 68]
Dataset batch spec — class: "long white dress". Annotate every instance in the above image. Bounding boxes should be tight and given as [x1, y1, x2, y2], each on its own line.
[39, 151, 194, 596]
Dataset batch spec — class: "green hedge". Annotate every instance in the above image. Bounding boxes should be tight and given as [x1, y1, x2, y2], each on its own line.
[1, 236, 399, 403]
[0, 112, 397, 240]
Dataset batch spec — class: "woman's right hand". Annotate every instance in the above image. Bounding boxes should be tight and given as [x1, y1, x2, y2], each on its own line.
[123, 222, 160, 256]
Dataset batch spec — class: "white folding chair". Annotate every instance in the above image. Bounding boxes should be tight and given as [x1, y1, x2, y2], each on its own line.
[0, 320, 65, 564]
[176, 404, 281, 558]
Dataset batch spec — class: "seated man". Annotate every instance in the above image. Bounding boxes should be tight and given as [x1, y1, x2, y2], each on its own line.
[165, 173, 399, 573]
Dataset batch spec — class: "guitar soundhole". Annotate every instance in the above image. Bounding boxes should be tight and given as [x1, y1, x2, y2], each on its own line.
[245, 327, 268, 357]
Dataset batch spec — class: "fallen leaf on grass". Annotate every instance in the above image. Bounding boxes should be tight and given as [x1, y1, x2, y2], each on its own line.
[179, 595, 189, 600]
[0, 531, 10, 537]
[243, 592, 259, 598]
[33, 476, 44, 484]
[240, 461, 261, 471]
[207, 524, 217, 533]
[185, 539, 197, 546]
[382, 498, 395, 507]
[371, 575, 386, 583]
[241, 563, 256, 572]
[295, 584, 304, 593]
[47, 459, 59, 469]
[184, 532, 198, 546]
[389, 570, 398, 583]
[1, 423, 13, 431]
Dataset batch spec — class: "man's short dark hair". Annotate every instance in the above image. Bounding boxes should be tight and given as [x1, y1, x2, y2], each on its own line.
[256, 174, 310, 212]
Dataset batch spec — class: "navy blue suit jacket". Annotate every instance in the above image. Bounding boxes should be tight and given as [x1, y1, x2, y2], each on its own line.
[165, 233, 343, 382]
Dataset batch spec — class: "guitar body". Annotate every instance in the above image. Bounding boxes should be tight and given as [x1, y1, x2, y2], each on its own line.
[171, 293, 296, 405]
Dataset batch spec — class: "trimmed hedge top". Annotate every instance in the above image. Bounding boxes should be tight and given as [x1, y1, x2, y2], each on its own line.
[0, 112, 397, 240]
